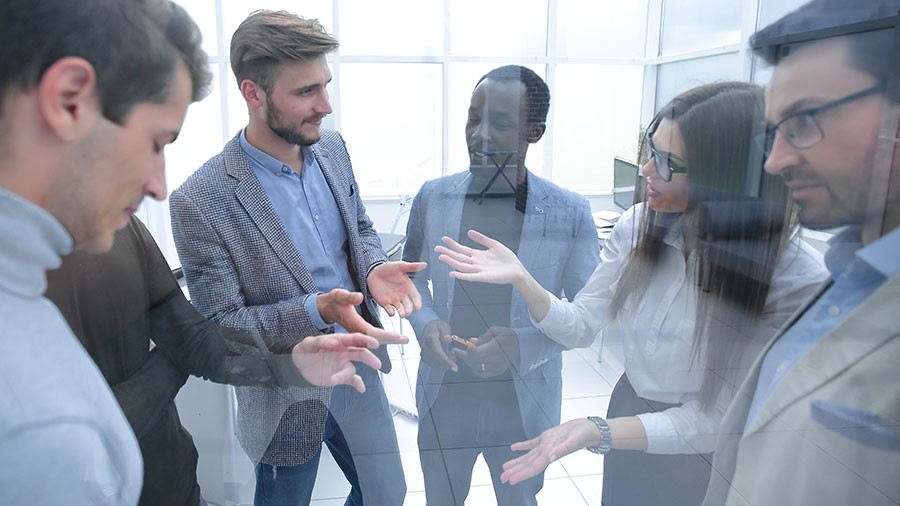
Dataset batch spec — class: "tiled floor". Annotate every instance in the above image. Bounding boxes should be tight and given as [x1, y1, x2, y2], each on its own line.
[306, 315, 626, 505]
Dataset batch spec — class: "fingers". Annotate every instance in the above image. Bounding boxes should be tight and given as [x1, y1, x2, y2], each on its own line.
[397, 260, 427, 274]
[326, 288, 364, 304]
[466, 229, 499, 248]
[407, 285, 423, 311]
[330, 363, 367, 393]
[499, 448, 551, 486]
[368, 326, 410, 345]
[439, 235, 478, 256]
[510, 438, 540, 452]
[330, 332, 380, 349]
[421, 334, 458, 372]
[436, 249, 478, 275]
[344, 347, 383, 371]
[340, 309, 378, 335]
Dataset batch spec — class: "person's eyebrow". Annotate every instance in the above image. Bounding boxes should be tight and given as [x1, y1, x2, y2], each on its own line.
[776, 96, 831, 121]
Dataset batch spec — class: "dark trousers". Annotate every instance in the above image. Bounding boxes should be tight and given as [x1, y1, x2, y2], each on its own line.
[417, 381, 543, 506]
[601, 375, 713, 506]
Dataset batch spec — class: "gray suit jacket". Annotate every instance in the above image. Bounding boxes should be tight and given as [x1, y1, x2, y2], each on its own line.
[402, 170, 599, 438]
[703, 274, 900, 505]
[170, 131, 389, 466]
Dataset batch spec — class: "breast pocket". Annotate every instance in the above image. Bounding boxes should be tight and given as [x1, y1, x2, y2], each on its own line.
[810, 399, 900, 451]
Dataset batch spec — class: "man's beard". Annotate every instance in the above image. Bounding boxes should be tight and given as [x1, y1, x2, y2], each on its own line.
[267, 101, 320, 147]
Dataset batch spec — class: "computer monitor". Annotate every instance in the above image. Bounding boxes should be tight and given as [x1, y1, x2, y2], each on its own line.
[613, 157, 640, 211]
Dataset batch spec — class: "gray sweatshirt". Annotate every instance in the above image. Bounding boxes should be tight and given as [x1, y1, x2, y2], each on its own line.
[0, 188, 142, 505]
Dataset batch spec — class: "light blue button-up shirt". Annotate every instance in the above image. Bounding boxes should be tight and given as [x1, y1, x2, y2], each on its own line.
[239, 130, 355, 332]
[745, 226, 900, 430]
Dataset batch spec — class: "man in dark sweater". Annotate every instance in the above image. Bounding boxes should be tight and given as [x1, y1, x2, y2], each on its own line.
[45, 216, 387, 506]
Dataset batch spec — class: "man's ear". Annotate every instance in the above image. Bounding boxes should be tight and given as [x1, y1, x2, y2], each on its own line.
[240, 79, 266, 109]
[36, 57, 99, 141]
[527, 123, 546, 143]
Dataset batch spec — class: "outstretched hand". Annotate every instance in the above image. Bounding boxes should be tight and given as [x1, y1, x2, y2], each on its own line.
[367, 261, 427, 317]
[317, 288, 408, 345]
[500, 418, 600, 485]
[291, 333, 382, 393]
[436, 230, 526, 286]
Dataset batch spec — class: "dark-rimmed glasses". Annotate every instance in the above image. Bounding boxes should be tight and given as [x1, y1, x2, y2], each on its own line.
[756, 83, 885, 156]
[645, 133, 688, 182]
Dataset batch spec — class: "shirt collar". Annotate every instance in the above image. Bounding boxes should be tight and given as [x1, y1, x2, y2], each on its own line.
[239, 129, 294, 176]
[825, 225, 900, 280]
[824, 226, 862, 277]
[856, 226, 900, 278]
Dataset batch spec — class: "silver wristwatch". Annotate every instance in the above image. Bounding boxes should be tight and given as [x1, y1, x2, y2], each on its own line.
[586, 416, 612, 454]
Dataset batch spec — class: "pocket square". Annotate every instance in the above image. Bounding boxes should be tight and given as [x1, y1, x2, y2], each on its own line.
[810, 399, 900, 451]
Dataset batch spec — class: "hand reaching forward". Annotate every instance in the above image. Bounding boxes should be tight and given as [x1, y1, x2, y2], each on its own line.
[367, 261, 427, 317]
[436, 230, 527, 286]
[291, 333, 382, 393]
[437, 230, 553, 322]
[317, 288, 408, 345]
[500, 418, 601, 485]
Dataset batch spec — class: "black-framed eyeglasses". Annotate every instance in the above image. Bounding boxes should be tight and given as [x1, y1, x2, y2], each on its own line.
[645, 133, 688, 182]
[756, 83, 886, 157]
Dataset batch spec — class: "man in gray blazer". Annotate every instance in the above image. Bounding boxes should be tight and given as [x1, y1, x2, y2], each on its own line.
[703, 1, 900, 504]
[403, 65, 600, 505]
[169, 10, 424, 506]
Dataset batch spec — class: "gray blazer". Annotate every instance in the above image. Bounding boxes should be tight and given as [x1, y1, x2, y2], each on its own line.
[402, 170, 599, 439]
[170, 131, 389, 466]
[703, 274, 900, 506]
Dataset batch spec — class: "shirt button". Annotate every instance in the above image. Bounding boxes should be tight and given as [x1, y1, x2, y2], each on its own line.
[314, 214, 320, 220]
[827, 305, 841, 317]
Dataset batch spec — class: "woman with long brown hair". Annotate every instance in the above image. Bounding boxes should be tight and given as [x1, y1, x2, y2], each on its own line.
[434, 81, 828, 504]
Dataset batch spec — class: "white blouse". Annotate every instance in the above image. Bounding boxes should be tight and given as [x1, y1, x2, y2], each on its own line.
[534, 204, 828, 454]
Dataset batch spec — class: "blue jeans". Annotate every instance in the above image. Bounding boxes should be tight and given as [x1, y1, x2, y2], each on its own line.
[254, 365, 405, 506]
[418, 381, 543, 506]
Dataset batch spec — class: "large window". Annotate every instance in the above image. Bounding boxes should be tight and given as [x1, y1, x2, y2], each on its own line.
[149, 0, 653, 265]
[149, 0, 791, 264]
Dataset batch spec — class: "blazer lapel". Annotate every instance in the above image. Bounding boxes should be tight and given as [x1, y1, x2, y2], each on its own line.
[311, 144, 355, 241]
[439, 176, 469, 307]
[516, 173, 549, 271]
[749, 276, 900, 432]
[225, 138, 318, 294]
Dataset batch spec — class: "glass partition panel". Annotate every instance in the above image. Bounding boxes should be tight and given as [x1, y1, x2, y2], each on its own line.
[552, 64, 645, 192]
[655, 52, 742, 110]
[449, 0, 548, 57]
[338, 63, 443, 196]
[556, 0, 648, 59]
[338, 0, 443, 56]
[660, 0, 742, 55]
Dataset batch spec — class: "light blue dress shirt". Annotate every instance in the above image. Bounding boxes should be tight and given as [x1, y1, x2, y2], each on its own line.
[746, 226, 900, 430]
[239, 130, 355, 332]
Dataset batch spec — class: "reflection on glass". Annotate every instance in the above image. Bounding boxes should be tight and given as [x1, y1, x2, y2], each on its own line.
[338, 0, 443, 56]
[556, 0, 647, 59]
[339, 63, 442, 195]
[172, 0, 219, 56]
[449, 0, 548, 57]
[552, 64, 644, 192]
[655, 53, 742, 109]
[660, 0, 741, 55]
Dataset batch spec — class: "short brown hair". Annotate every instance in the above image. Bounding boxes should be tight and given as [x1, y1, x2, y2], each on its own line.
[230, 10, 338, 93]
